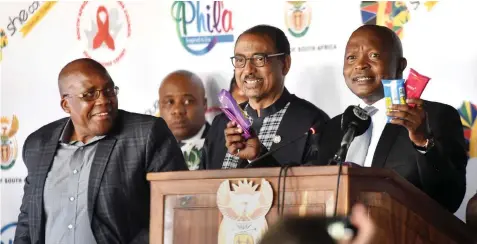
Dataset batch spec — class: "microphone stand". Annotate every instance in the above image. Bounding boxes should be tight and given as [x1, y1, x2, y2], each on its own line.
[329, 127, 356, 217]
[245, 131, 309, 168]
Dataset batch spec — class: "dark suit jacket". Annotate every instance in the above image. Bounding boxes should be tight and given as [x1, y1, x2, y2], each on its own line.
[201, 94, 329, 169]
[309, 101, 467, 213]
[14, 110, 188, 244]
[201, 123, 210, 139]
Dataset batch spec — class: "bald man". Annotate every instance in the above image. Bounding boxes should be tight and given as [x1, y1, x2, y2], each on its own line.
[14, 58, 187, 244]
[159, 70, 209, 170]
[309, 25, 467, 213]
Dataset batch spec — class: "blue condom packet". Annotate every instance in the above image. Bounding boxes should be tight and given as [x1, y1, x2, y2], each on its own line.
[382, 79, 406, 122]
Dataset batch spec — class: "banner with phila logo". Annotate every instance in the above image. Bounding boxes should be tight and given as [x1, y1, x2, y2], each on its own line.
[0, 1, 476, 239]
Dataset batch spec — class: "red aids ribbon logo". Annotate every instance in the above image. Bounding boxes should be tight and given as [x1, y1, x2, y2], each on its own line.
[93, 6, 115, 50]
[77, 1, 131, 66]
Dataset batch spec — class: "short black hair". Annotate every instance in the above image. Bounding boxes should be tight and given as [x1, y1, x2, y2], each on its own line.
[237, 24, 291, 55]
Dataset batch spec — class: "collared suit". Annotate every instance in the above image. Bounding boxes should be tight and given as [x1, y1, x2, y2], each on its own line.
[309, 101, 467, 213]
[201, 89, 329, 169]
[14, 110, 188, 244]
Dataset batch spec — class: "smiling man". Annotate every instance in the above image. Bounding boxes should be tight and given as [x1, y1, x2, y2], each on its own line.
[14, 58, 188, 244]
[309, 25, 467, 213]
[229, 75, 248, 104]
[201, 24, 329, 169]
[159, 70, 209, 170]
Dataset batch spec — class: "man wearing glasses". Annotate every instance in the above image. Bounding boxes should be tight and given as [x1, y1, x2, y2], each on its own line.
[201, 24, 329, 169]
[14, 58, 188, 244]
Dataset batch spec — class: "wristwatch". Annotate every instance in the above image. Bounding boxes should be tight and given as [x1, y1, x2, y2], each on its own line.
[414, 137, 435, 152]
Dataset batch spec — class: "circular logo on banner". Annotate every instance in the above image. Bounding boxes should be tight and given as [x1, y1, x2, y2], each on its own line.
[1, 115, 19, 170]
[171, 1, 234, 56]
[76, 1, 131, 66]
[284, 1, 312, 38]
[1, 222, 17, 244]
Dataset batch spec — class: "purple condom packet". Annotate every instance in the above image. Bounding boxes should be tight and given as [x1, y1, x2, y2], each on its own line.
[218, 89, 252, 139]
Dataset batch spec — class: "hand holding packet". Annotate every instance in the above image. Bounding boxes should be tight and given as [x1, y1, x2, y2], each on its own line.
[218, 89, 252, 139]
[382, 79, 406, 122]
[382, 69, 431, 122]
[405, 68, 431, 108]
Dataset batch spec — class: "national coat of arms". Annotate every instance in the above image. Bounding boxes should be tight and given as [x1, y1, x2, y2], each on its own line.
[217, 179, 274, 244]
[1, 115, 19, 170]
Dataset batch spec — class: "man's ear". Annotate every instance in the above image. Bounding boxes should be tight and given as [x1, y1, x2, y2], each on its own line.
[398, 57, 407, 77]
[61, 98, 71, 114]
[282, 55, 291, 76]
[203, 97, 208, 111]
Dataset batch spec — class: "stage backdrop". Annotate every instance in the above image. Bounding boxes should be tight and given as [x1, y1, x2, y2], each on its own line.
[1, 1, 476, 241]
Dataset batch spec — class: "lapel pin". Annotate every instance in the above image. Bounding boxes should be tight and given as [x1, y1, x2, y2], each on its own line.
[273, 135, 281, 144]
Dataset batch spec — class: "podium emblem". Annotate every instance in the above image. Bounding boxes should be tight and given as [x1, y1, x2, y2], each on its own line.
[217, 178, 273, 244]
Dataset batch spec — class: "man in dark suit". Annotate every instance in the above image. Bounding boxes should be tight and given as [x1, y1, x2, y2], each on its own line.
[159, 70, 210, 170]
[309, 25, 467, 213]
[201, 24, 329, 169]
[14, 58, 188, 244]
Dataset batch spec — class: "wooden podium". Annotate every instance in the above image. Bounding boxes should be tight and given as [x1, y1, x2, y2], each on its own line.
[147, 166, 477, 244]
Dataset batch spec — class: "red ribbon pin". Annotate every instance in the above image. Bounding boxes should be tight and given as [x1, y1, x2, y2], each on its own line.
[93, 6, 115, 50]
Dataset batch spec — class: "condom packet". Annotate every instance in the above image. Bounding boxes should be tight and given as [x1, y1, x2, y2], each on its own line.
[382, 79, 406, 122]
[218, 89, 252, 139]
[405, 68, 431, 108]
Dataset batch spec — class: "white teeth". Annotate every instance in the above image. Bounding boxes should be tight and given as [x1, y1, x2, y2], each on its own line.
[245, 79, 259, 84]
[356, 77, 372, 81]
[96, 113, 108, 116]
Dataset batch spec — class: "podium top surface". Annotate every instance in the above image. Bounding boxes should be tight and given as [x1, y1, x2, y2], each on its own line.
[146, 165, 394, 181]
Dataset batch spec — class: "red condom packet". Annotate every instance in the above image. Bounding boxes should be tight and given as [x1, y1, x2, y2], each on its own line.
[218, 89, 252, 139]
[405, 68, 431, 108]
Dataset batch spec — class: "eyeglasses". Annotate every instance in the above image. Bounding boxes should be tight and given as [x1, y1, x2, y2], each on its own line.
[230, 53, 285, 68]
[62, 86, 119, 102]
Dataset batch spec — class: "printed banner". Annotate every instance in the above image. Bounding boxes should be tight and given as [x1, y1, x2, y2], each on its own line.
[0, 2, 476, 241]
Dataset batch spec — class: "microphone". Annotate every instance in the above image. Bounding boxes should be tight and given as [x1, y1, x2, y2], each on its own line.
[244, 123, 320, 168]
[330, 105, 371, 217]
[330, 105, 371, 164]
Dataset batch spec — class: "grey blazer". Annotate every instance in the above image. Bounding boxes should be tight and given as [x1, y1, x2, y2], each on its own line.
[14, 110, 188, 244]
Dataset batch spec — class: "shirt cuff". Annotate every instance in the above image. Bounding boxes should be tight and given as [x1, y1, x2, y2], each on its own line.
[416, 149, 426, 154]
[413, 138, 435, 154]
